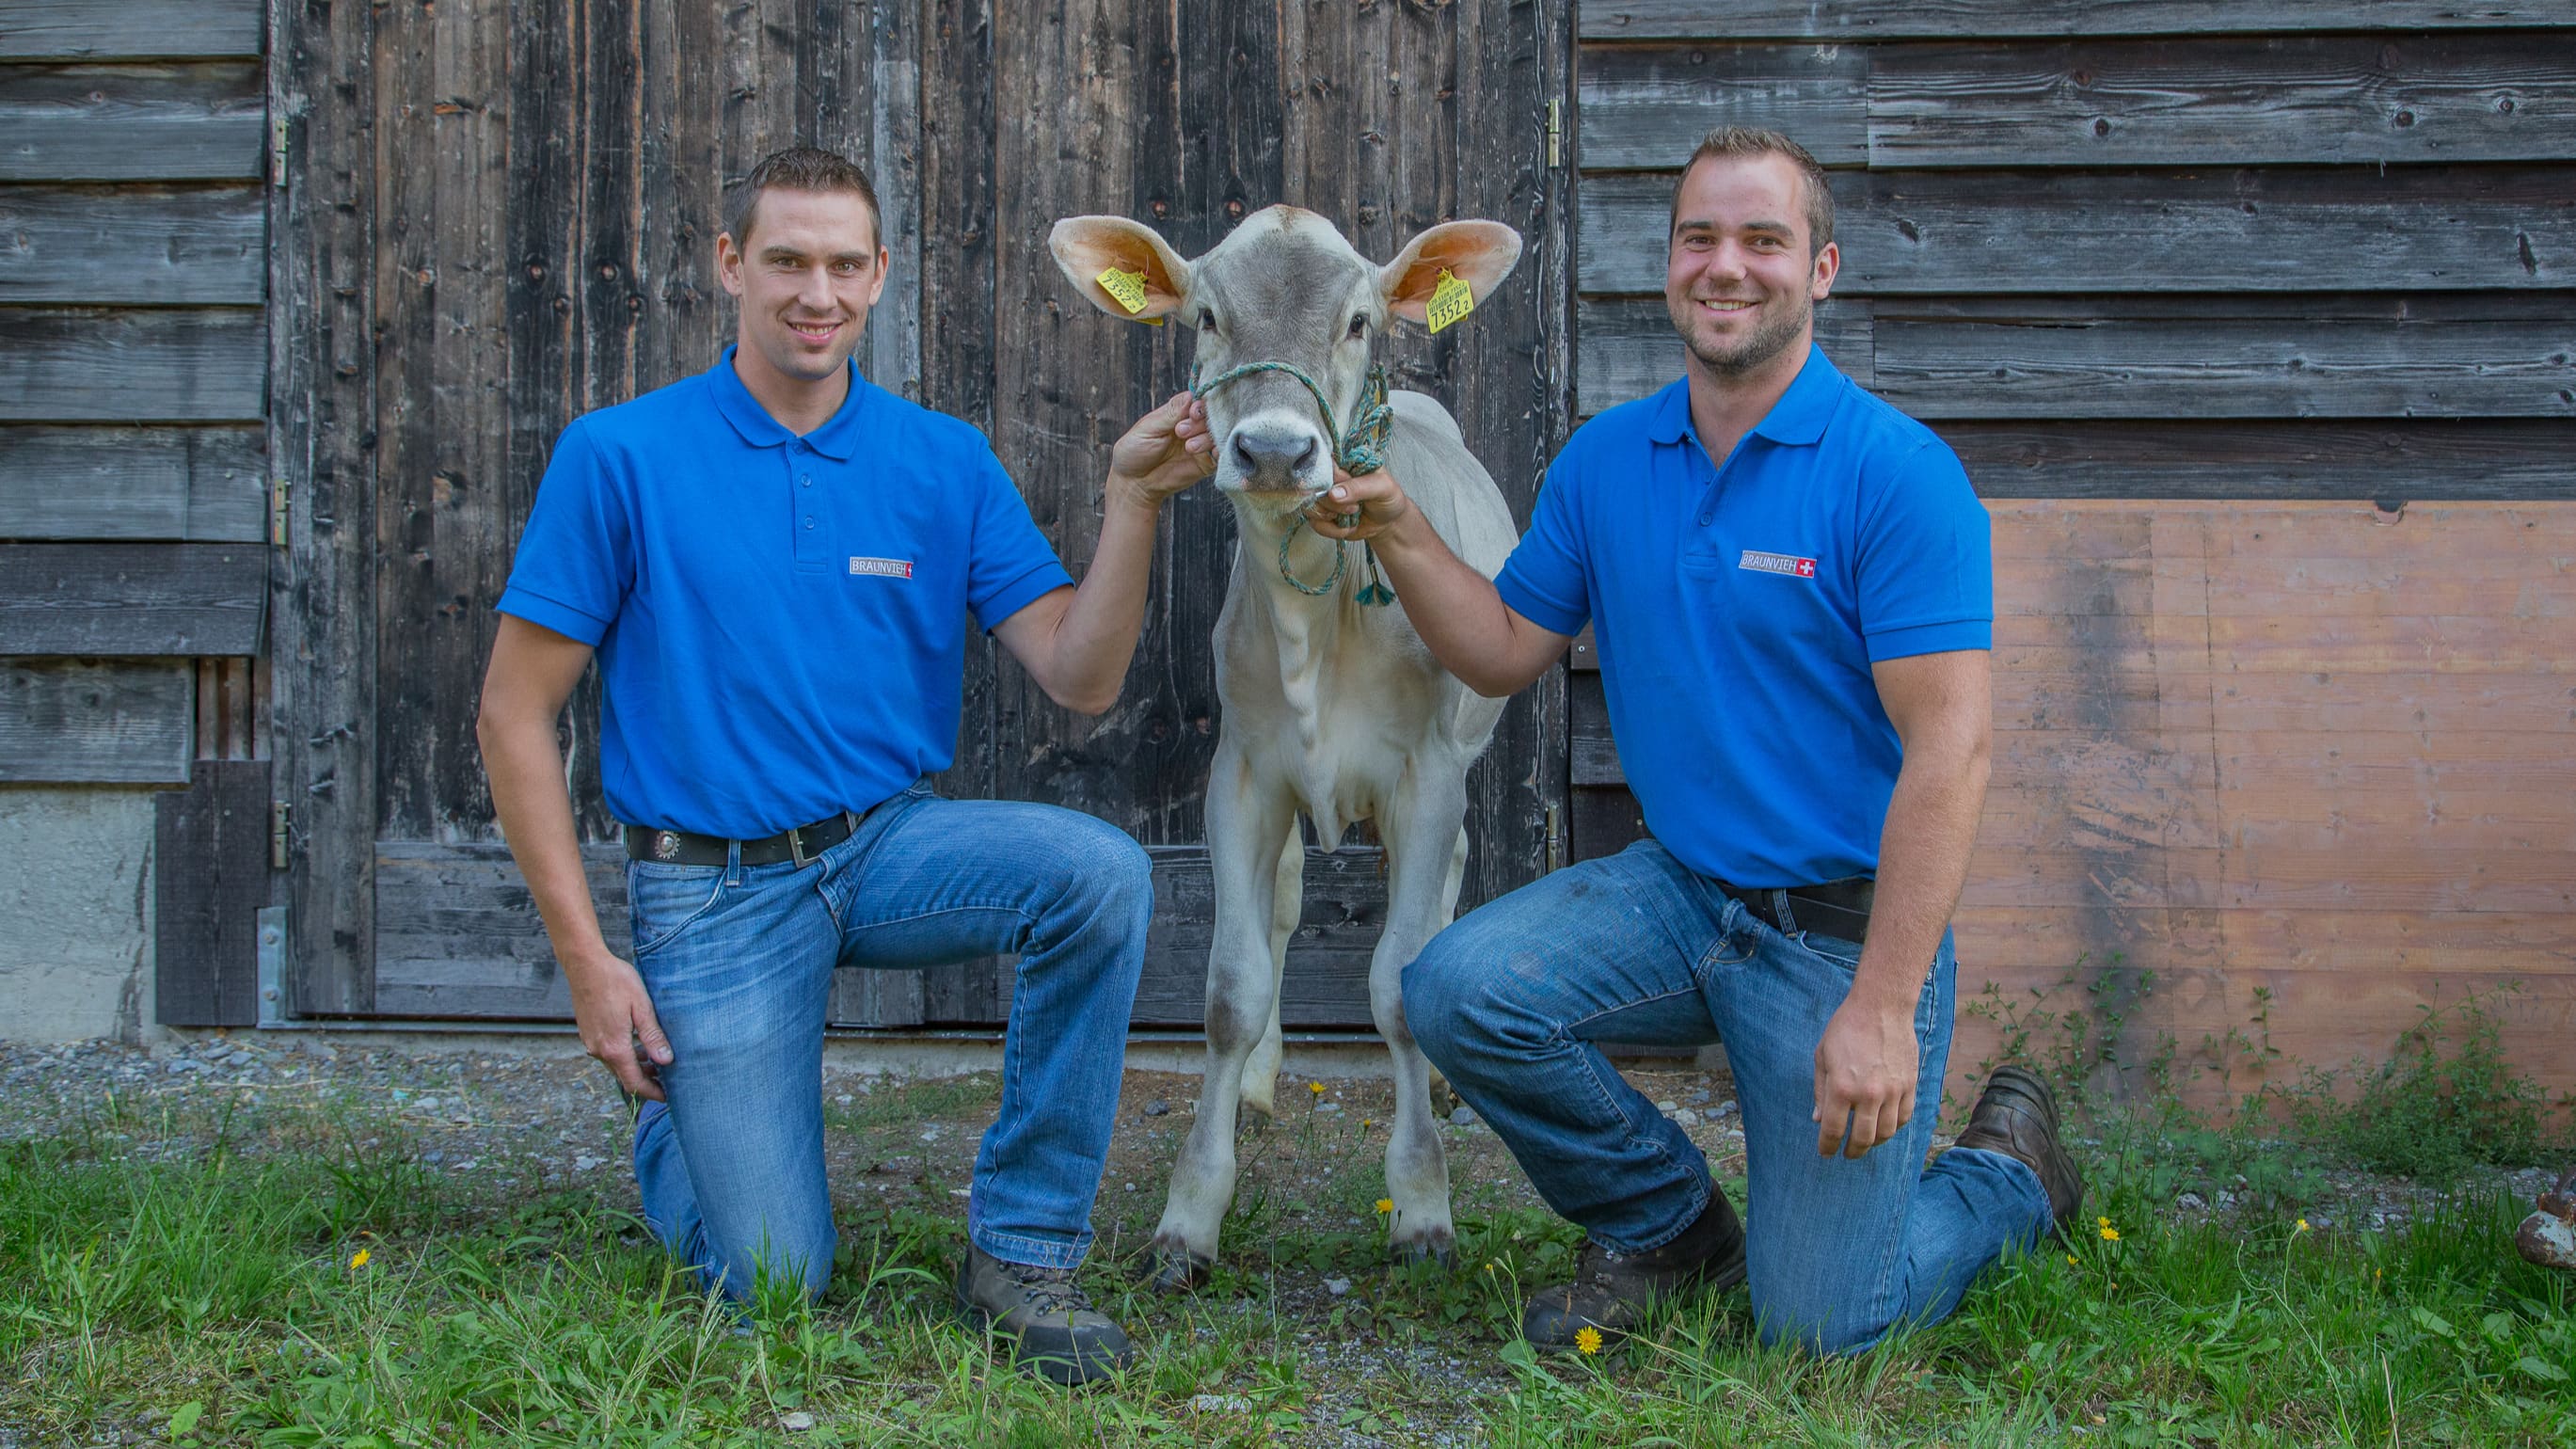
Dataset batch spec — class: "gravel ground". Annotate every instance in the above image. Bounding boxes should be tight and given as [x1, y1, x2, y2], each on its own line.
[4, 1032, 2565, 1446]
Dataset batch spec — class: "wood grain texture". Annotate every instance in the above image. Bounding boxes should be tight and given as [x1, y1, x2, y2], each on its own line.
[0, 183, 265, 302]
[0, 656, 192, 783]
[1872, 35, 2576, 168]
[1577, 167, 2576, 295]
[0, 308, 264, 421]
[1945, 420, 2576, 502]
[152, 758, 269, 1026]
[0, 60, 263, 180]
[1575, 296, 1874, 414]
[0, 1, 263, 59]
[1580, 2, 2576, 42]
[1577, 43, 1868, 171]
[0, 542, 264, 654]
[0, 424, 263, 539]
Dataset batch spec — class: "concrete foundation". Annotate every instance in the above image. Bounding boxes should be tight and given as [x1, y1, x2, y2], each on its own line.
[0, 785, 160, 1044]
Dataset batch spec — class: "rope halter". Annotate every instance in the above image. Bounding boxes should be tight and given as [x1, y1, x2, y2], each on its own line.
[1190, 358, 1397, 605]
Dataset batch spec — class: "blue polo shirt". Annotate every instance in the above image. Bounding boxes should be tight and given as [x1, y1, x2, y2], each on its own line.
[1496, 346, 1990, 887]
[496, 348, 1073, 837]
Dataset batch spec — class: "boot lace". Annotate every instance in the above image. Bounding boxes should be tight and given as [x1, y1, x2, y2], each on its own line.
[1001, 1260, 1091, 1316]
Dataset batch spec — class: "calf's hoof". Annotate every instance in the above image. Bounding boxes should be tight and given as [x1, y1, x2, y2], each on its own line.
[1390, 1230, 1456, 1270]
[1137, 1238, 1214, 1294]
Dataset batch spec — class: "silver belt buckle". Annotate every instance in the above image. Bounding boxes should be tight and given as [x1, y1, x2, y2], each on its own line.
[788, 822, 821, 868]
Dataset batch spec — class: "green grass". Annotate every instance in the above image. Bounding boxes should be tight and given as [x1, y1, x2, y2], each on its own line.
[2, 1089, 2570, 1446]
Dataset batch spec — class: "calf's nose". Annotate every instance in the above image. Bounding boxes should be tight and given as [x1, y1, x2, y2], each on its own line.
[1231, 423, 1321, 489]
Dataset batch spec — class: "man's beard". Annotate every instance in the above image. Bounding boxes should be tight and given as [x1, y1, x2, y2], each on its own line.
[1672, 290, 1810, 377]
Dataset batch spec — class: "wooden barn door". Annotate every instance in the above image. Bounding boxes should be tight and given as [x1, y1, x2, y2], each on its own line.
[270, 1, 1575, 1031]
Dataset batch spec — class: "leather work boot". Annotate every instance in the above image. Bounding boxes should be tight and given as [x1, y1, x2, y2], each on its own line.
[955, 1243, 1133, 1386]
[1522, 1187, 1748, 1350]
[1952, 1064, 2086, 1235]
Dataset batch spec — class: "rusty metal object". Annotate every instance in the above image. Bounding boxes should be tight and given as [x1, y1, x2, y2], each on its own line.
[2516, 1167, 2576, 1271]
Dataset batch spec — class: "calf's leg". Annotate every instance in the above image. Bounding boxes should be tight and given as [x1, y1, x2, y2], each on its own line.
[1146, 751, 1294, 1290]
[1238, 836, 1302, 1118]
[1372, 775, 1472, 1265]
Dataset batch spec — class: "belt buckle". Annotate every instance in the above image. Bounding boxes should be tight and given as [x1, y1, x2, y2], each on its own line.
[788, 823, 821, 868]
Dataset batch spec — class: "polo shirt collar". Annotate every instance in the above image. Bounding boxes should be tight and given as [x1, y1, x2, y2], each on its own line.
[708, 344, 871, 460]
[1645, 342, 1845, 451]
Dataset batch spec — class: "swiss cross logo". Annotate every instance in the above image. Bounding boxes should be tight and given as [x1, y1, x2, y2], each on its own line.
[848, 556, 914, 580]
[1739, 549, 1818, 580]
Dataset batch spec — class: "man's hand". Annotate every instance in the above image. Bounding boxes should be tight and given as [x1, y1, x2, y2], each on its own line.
[1812, 995, 1917, 1158]
[1106, 390, 1215, 507]
[564, 947, 676, 1102]
[1304, 464, 1415, 543]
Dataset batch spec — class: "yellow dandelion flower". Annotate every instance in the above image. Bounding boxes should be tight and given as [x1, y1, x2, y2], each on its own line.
[2098, 1225, 2120, 1242]
[349, 1248, 372, 1269]
[1574, 1327, 1604, 1355]
[2065, 1254, 2079, 1267]
[2096, 1216, 2111, 1229]
[1375, 1198, 1394, 1215]
[1484, 1261, 1496, 1273]
[2296, 1218, 2310, 1233]
[1309, 1081, 1326, 1096]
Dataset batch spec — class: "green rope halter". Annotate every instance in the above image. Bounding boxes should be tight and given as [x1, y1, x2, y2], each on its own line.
[1191, 358, 1397, 605]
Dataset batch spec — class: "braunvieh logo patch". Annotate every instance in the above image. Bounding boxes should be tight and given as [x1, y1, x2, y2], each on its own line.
[1740, 549, 1817, 580]
[849, 556, 914, 580]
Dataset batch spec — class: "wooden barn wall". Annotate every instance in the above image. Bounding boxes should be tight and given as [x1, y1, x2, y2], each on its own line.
[278, 1, 1573, 1027]
[0, 1, 272, 1025]
[1569, 3, 2576, 1102]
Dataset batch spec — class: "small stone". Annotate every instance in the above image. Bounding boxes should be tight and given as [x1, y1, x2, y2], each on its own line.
[1145, 1100, 1169, 1117]
[421, 1151, 444, 1165]
[780, 1410, 816, 1432]
[1449, 1107, 1474, 1126]
[1323, 1277, 1351, 1297]
[835, 1093, 851, 1105]
[414, 1097, 439, 1114]
[301, 1041, 339, 1062]
[1190, 1393, 1252, 1413]
[920, 1126, 943, 1142]
[1674, 1108, 1699, 1126]
[224, 1050, 255, 1068]
[167, 1059, 209, 1075]
[2176, 1191, 2206, 1211]
[1655, 1100, 1678, 1112]
[574, 1154, 603, 1172]
[1315, 1101, 1342, 1115]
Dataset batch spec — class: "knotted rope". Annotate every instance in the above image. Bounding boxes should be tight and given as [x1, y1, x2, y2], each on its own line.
[1191, 358, 1397, 605]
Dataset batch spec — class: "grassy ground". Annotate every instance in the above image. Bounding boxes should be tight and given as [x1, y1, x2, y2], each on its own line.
[3, 1067, 2570, 1447]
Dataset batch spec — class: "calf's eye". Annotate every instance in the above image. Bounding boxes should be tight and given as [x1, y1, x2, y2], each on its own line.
[1348, 313, 1369, 339]
[1200, 310, 1218, 332]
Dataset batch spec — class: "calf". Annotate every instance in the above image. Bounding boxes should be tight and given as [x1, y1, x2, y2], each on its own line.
[1051, 206, 1523, 1284]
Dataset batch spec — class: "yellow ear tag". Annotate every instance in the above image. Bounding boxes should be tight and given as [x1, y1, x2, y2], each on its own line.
[1425, 267, 1476, 334]
[1097, 266, 1162, 324]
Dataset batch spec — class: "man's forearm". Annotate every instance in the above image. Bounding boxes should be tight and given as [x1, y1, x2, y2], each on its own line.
[1849, 742, 1990, 1011]
[1040, 489, 1164, 713]
[1370, 513, 1542, 696]
[479, 712, 616, 969]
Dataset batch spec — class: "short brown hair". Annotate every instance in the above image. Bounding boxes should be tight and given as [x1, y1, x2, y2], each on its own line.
[725, 146, 883, 250]
[1668, 128, 1833, 253]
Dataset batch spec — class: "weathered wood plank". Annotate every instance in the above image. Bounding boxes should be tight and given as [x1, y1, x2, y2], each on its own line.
[152, 758, 269, 1027]
[0, 656, 191, 783]
[0, 61, 263, 180]
[0, 541, 264, 654]
[1946, 420, 2576, 502]
[1575, 296, 1874, 414]
[0, 424, 263, 539]
[1577, 167, 2576, 295]
[1872, 36, 2576, 168]
[0, 308, 265, 422]
[269, 0, 379, 1013]
[1870, 310, 2576, 420]
[0, 184, 265, 302]
[1580, 2, 2576, 42]
[0, 1, 264, 59]
[369, 841, 1390, 1027]
[1578, 43, 1868, 171]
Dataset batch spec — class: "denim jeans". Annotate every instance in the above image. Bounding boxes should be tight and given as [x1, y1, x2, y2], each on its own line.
[623, 783, 1151, 1300]
[1404, 839, 2051, 1354]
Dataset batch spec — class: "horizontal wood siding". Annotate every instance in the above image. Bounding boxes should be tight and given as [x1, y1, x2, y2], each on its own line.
[0, 657, 192, 783]
[0, 425, 264, 539]
[1581, 3, 2576, 41]
[1571, 11, 2576, 1099]
[0, 61, 264, 180]
[0, 184, 265, 302]
[0, 308, 264, 421]
[0, 542, 265, 655]
[0, 2, 264, 60]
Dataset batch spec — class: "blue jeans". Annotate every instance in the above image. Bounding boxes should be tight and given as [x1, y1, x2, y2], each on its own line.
[624, 784, 1151, 1299]
[1404, 839, 2051, 1354]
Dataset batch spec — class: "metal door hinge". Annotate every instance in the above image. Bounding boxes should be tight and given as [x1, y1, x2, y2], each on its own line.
[270, 113, 288, 187]
[1545, 803, 1567, 872]
[1546, 99, 1563, 168]
[257, 906, 294, 1027]
[270, 801, 290, 870]
[270, 477, 291, 546]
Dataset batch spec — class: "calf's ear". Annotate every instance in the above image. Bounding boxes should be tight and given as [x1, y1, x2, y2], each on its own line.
[1379, 220, 1523, 326]
[1049, 216, 1191, 322]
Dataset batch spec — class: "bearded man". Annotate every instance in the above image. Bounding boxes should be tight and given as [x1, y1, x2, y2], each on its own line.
[1307, 128, 2084, 1355]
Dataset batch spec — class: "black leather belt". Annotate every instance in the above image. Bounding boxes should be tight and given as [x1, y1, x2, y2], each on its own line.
[1716, 876, 1875, 943]
[624, 808, 864, 868]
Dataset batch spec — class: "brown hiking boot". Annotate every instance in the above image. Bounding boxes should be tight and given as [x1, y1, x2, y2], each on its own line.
[1952, 1065, 2086, 1235]
[955, 1243, 1133, 1386]
[1522, 1187, 1748, 1350]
